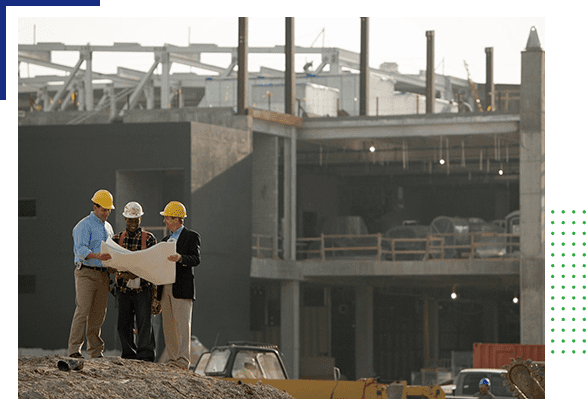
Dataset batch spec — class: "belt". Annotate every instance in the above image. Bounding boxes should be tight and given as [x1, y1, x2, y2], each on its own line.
[81, 265, 108, 272]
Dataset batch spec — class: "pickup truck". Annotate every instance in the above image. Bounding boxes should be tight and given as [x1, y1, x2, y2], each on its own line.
[448, 368, 513, 399]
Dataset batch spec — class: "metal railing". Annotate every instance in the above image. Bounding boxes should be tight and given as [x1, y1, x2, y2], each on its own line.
[253, 232, 520, 261]
[252, 233, 281, 259]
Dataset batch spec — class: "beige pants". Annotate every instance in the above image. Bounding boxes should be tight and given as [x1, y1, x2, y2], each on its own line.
[67, 267, 110, 357]
[160, 284, 193, 368]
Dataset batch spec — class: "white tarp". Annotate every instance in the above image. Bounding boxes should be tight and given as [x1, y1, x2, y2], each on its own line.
[101, 237, 177, 285]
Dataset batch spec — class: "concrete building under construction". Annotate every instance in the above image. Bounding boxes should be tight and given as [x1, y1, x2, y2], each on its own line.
[18, 18, 544, 384]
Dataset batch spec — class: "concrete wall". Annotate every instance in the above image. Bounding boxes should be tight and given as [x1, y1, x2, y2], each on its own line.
[18, 120, 253, 351]
[252, 133, 279, 255]
[189, 121, 253, 348]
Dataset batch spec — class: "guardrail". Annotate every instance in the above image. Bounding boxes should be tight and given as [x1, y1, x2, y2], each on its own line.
[252, 233, 281, 259]
[253, 232, 520, 261]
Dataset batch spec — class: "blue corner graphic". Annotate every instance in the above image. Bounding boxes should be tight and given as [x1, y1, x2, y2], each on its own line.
[3, 1, 101, 101]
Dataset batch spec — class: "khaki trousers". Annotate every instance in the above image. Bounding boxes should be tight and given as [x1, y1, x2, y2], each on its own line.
[67, 267, 110, 357]
[160, 284, 192, 368]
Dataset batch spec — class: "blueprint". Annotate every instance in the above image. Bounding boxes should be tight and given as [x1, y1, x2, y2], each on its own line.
[101, 237, 177, 285]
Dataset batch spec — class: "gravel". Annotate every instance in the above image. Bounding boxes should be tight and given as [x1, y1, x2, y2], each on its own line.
[18, 355, 296, 399]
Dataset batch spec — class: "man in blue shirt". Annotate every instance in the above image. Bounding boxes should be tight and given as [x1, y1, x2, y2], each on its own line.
[67, 189, 115, 359]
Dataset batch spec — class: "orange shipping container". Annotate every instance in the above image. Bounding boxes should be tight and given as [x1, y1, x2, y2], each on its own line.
[473, 343, 545, 369]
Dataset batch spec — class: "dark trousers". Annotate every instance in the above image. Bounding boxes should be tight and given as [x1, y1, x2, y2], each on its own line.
[116, 287, 156, 361]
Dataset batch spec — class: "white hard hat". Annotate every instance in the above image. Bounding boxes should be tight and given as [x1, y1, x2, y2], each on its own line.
[122, 201, 144, 218]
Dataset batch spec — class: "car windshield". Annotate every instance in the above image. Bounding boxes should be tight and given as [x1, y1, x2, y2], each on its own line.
[461, 372, 513, 397]
[204, 348, 231, 374]
[194, 352, 210, 376]
[231, 350, 287, 380]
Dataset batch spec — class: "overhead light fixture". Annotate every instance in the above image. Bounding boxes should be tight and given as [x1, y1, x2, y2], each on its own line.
[498, 162, 504, 176]
[369, 141, 375, 152]
[451, 285, 457, 300]
[513, 292, 519, 304]
[439, 158, 445, 165]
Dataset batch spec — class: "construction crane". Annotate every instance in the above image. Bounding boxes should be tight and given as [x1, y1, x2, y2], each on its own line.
[463, 60, 484, 112]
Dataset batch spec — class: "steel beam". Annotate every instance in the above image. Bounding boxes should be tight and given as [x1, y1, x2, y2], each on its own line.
[299, 114, 520, 140]
[117, 57, 160, 117]
[285, 17, 295, 115]
[46, 57, 84, 112]
[485, 47, 495, 111]
[237, 17, 248, 115]
[426, 30, 435, 114]
[360, 17, 369, 116]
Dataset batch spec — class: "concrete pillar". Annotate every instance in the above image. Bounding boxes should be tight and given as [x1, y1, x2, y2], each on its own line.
[144, 83, 155, 110]
[283, 131, 297, 260]
[108, 84, 116, 120]
[485, 47, 495, 111]
[42, 86, 50, 110]
[252, 134, 279, 257]
[238, 17, 248, 115]
[423, 298, 439, 367]
[426, 31, 435, 114]
[355, 285, 375, 378]
[285, 18, 295, 115]
[359, 17, 369, 116]
[76, 81, 85, 111]
[519, 27, 545, 345]
[82, 46, 93, 111]
[160, 52, 171, 109]
[281, 280, 300, 379]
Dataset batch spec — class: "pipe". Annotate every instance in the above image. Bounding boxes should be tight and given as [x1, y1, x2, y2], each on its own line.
[485, 47, 495, 111]
[426, 31, 435, 114]
[285, 17, 295, 115]
[237, 17, 248, 115]
[359, 17, 369, 116]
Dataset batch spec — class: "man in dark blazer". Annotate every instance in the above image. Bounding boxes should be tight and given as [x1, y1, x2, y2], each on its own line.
[158, 201, 201, 369]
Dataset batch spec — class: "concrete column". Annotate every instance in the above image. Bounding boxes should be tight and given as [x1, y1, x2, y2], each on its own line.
[359, 17, 369, 116]
[144, 83, 155, 110]
[82, 46, 93, 111]
[283, 130, 297, 260]
[77, 81, 85, 111]
[485, 47, 495, 111]
[285, 18, 295, 115]
[423, 298, 439, 367]
[108, 84, 116, 120]
[355, 285, 375, 378]
[426, 31, 435, 114]
[519, 27, 545, 345]
[238, 17, 249, 115]
[281, 280, 300, 379]
[252, 134, 279, 257]
[160, 52, 171, 109]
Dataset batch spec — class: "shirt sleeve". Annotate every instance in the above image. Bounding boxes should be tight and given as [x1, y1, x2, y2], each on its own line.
[147, 232, 157, 248]
[179, 231, 201, 267]
[72, 223, 92, 261]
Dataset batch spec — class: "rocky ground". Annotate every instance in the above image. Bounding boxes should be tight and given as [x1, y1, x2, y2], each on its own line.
[18, 355, 295, 399]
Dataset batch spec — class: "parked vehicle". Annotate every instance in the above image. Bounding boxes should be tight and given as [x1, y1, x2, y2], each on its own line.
[193, 341, 446, 399]
[450, 368, 513, 398]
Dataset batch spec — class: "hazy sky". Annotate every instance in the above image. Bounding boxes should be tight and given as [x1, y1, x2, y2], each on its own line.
[17, 17, 545, 85]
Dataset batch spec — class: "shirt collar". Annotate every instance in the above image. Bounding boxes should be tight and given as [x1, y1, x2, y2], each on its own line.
[90, 211, 105, 224]
[171, 225, 184, 238]
[126, 227, 142, 236]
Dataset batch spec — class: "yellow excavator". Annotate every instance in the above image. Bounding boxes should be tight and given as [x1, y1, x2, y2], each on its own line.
[192, 341, 446, 399]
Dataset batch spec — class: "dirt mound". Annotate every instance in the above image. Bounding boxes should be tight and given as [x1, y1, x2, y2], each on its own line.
[18, 355, 295, 399]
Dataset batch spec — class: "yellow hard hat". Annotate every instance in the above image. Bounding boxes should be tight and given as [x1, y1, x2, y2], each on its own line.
[160, 201, 187, 218]
[91, 189, 115, 209]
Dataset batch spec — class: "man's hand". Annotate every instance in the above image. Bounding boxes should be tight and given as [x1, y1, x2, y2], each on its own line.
[97, 253, 112, 261]
[116, 271, 138, 281]
[168, 254, 182, 262]
[87, 252, 112, 261]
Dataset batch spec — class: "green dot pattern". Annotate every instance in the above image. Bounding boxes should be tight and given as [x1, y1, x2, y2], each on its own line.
[549, 209, 586, 355]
